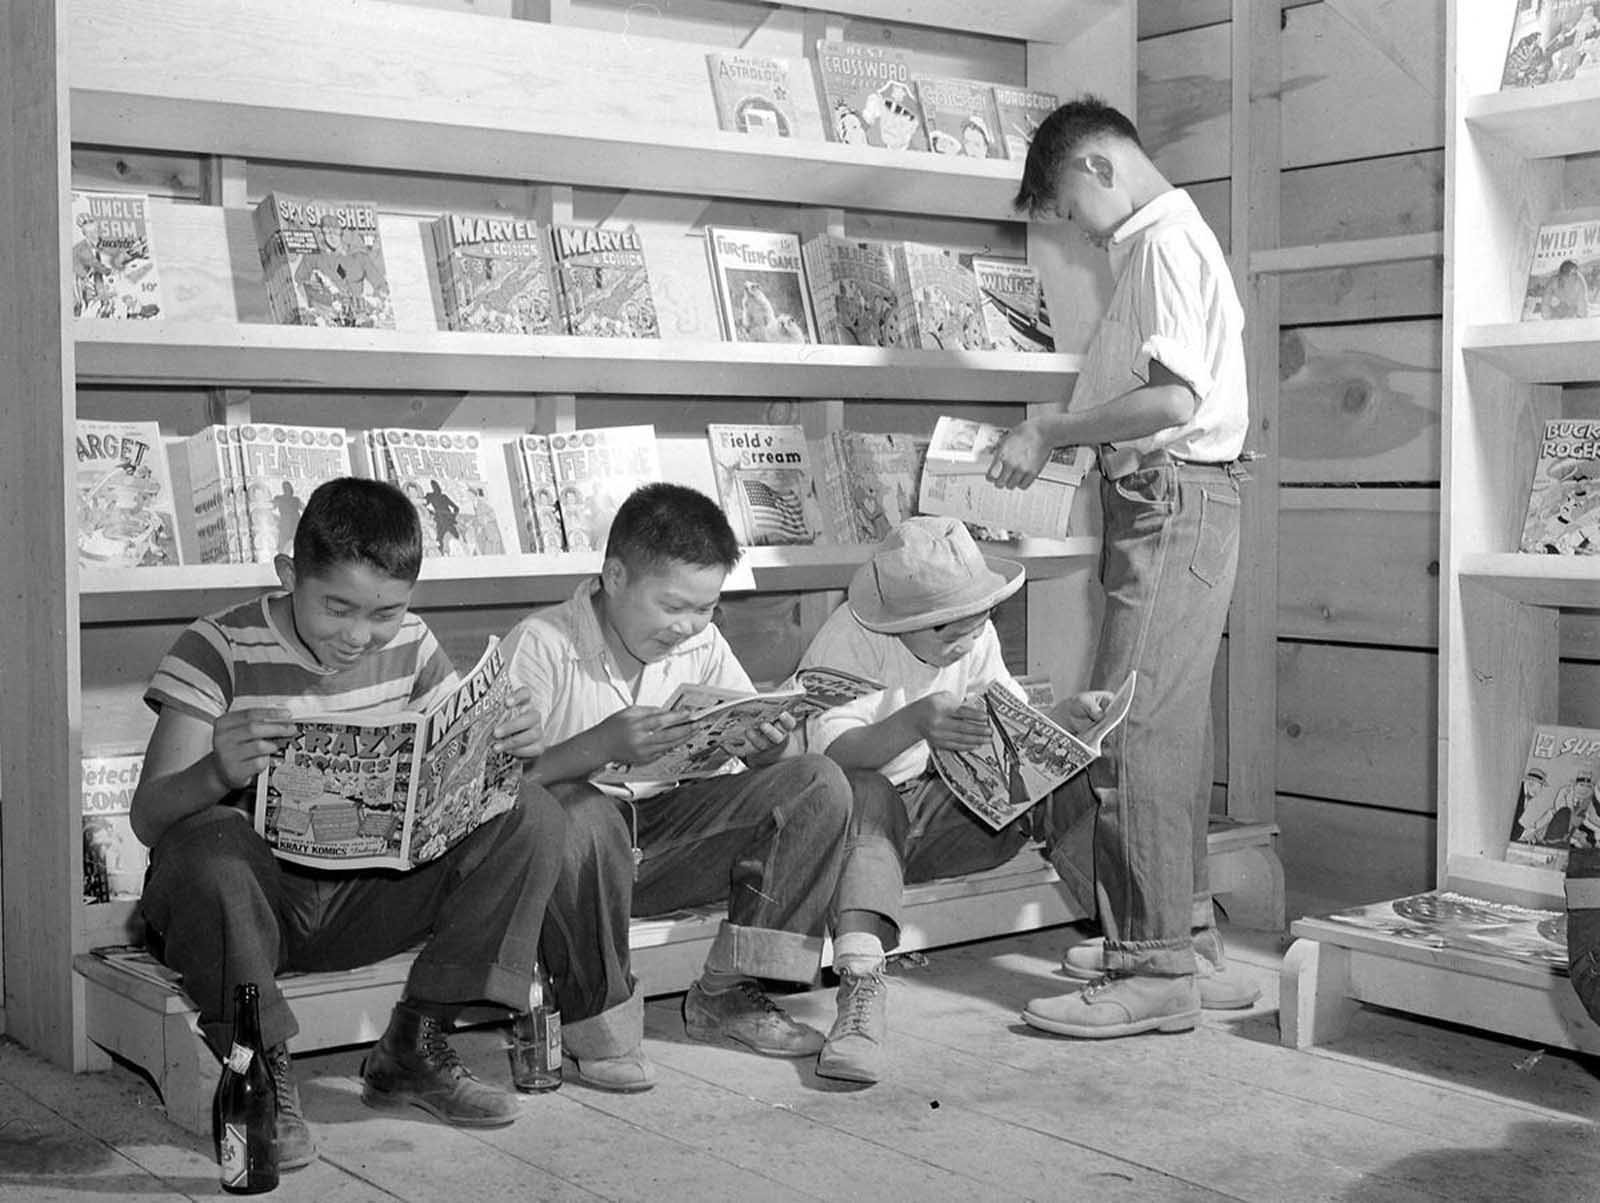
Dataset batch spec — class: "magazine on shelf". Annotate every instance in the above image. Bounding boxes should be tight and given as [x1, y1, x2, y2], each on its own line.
[991, 85, 1057, 161]
[364, 428, 519, 559]
[237, 424, 352, 562]
[547, 426, 661, 553]
[1506, 724, 1600, 870]
[815, 429, 927, 544]
[1520, 210, 1600, 321]
[914, 75, 1007, 160]
[253, 193, 395, 329]
[814, 39, 928, 152]
[892, 241, 993, 351]
[969, 256, 1054, 353]
[706, 423, 828, 547]
[81, 750, 148, 904]
[932, 671, 1136, 832]
[592, 666, 881, 786]
[706, 50, 800, 137]
[1518, 418, 1600, 554]
[802, 234, 910, 347]
[428, 211, 556, 335]
[1500, 0, 1600, 89]
[255, 638, 520, 871]
[917, 415, 1092, 539]
[70, 190, 163, 320]
[548, 223, 660, 339]
[75, 419, 181, 569]
[1317, 890, 1568, 970]
[705, 226, 819, 344]
[184, 425, 244, 564]
[510, 434, 568, 554]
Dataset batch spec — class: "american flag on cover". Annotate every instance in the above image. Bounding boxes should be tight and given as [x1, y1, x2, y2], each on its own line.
[740, 478, 812, 544]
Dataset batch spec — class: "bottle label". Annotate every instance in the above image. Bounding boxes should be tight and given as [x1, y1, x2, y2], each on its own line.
[223, 1043, 253, 1074]
[219, 1123, 247, 1187]
[545, 1012, 561, 1063]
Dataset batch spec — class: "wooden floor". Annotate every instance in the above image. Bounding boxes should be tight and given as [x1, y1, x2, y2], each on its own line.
[2, 924, 1597, 1202]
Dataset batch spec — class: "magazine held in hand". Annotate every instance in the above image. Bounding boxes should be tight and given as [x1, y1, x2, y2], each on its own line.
[256, 638, 520, 870]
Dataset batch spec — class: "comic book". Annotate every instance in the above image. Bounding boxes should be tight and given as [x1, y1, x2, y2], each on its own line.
[70, 191, 163, 320]
[1501, 0, 1600, 88]
[81, 750, 148, 904]
[914, 75, 1007, 160]
[183, 425, 243, 564]
[931, 671, 1135, 832]
[1520, 210, 1600, 321]
[236, 424, 353, 562]
[428, 211, 556, 335]
[546, 426, 661, 554]
[917, 415, 1092, 540]
[815, 429, 927, 544]
[801, 234, 911, 348]
[510, 434, 568, 554]
[365, 428, 521, 559]
[252, 193, 396, 329]
[892, 241, 993, 351]
[1506, 724, 1600, 870]
[705, 226, 819, 345]
[706, 50, 800, 138]
[991, 85, 1058, 161]
[1317, 890, 1568, 970]
[256, 638, 519, 871]
[813, 39, 928, 152]
[75, 419, 180, 569]
[591, 666, 881, 787]
[1518, 418, 1600, 554]
[706, 423, 828, 547]
[969, 256, 1054, 353]
[548, 223, 660, 339]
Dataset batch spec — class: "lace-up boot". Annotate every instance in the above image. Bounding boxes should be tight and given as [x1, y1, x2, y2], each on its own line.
[1023, 973, 1201, 1039]
[360, 1001, 519, 1127]
[683, 978, 825, 1057]
[816, 964, 887, 1083]
[263, 1043, 317, 1169]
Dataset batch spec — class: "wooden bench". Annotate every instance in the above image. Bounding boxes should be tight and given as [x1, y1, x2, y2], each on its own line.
[76, 822, 1280, 1135]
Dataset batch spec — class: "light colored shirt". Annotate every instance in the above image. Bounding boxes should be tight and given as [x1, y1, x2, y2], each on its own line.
[798, 603, 1023, 788]
[503, 579, 755, 799]
[1073, 188, 1248, 479]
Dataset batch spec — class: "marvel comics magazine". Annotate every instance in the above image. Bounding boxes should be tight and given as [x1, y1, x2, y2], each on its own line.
[549, 223, 660, 339]
[253, 193, 396, 329]
[429, 211, 556, 335]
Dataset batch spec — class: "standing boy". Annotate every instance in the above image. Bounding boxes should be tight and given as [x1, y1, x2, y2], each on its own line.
[798, 515, 1112, 1083]
[133, 477, 565, 1167]
[987, 96, 1258, 1037]
[503, 483, 897, 1091]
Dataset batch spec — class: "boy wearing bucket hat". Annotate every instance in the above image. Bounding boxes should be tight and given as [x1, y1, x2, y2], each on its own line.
[797, 515, 1113, 1082]
[987, 95, 1258, 1038]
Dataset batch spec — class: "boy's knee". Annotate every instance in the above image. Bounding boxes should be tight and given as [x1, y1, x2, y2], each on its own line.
[783, 754, 854, 825]
[547, 782, 632, 872]
[846, 769, 907, 842]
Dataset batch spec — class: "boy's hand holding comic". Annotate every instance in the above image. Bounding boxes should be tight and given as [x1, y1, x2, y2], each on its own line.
[492, 685, 545, 758]
[728, 710, 800, 766]
[213, 707, 298, 790]
[986, 419, 1051, 489]
[1054, 689, 1114, 734]
[909, 692, 991, 752]
[598, 705, 696, 767]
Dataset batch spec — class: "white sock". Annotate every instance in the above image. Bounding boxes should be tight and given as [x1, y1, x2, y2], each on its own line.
[833, 932, 885, 975]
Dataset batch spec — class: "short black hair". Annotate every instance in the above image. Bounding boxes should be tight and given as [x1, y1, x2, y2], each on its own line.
[604, 482, 741, 574]
[1014, 95, 1143, 218]
[293, 476, 423, 583]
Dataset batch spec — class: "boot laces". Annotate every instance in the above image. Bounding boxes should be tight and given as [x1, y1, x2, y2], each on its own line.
[415, 1013, 472, 1081]
[732, 979, 787, 1016]
[266, 1044, 305, 1121]
[835, 971, 885, 1037]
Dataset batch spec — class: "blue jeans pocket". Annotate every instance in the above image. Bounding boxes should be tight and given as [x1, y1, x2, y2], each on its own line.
[1189, 484, 1241, 587]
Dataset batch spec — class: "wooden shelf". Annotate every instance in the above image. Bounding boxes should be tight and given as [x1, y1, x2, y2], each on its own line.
[1440, 853, 1565, 911]
[79, 537, 1099, 623]
[75, 322, 1082, 402]
[1460, 321, 1600, 383]
[1458, 552, 1600, 607]
[1464, 79, 1600, 160]
[772, 0, 1121, 42]
[1248, 231, 1442, 276]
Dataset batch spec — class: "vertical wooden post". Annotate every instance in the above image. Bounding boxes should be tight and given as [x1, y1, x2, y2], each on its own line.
[0, 0, 80, 1065]
[1227, 0, 1283, 832]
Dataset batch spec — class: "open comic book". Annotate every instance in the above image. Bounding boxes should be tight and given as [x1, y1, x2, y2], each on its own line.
[1316, 891, 1568, 970]
[932, 671, 1136, 831]
[918, 415, 1093, 539]
[255, 639, 520, 871]
[592, 666, 881, 786]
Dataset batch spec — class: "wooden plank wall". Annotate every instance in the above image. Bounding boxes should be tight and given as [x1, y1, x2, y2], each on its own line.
[1139, 0, 1450, 917]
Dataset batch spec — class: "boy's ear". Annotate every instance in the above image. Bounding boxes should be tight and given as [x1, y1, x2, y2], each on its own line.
[274, 553, 296, 593]
[599, 556, 626, 596]
[1086, 152, 1114, 187]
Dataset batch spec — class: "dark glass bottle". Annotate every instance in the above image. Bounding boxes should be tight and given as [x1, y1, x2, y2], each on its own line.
[508, 959, 562, 1092]
[215, 982, 279, 1194]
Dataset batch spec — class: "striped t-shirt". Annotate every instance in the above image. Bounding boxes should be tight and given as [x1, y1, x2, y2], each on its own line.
[145, 591, 457, 727]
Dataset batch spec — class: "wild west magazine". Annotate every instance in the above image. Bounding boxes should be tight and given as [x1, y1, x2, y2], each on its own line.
[255, 639, 519, 872]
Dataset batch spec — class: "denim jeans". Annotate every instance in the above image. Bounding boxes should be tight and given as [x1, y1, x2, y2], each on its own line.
[139, 781, 566, 1057]
[540, 754, 855, 1060]
[1090, 457, 1243, 977]
[1568, 847, 1600, 1024]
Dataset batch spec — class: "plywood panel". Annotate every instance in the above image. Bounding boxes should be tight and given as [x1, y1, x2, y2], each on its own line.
[1278, 489, 1439, 645]
[1278, 321, 1441, 484]
[1278, 793, 1436, 918]
[1277, 642, 1436, 813]
[1559, 658, 1600, 727]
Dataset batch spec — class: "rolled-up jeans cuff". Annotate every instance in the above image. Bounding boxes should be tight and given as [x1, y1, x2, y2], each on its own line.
[1104, 937, 1196, 978]
[702, 920, 823, 985]
[562, 989, 643, 1060]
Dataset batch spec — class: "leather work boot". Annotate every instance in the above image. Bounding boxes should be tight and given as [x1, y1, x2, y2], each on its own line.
[683, 979, 825, 1057]
[1060, 937, 1262, 1010]
[562, 1049, 657, 1093]
[360, 1001, 519, 1127]
[1023, 973, 1201, 1039]
[263, 1043, 317, 1170]
[816, 964, 888, 1084]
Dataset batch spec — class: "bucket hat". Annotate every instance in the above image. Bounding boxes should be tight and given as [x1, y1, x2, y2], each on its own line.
[848, 515, 1024, 634]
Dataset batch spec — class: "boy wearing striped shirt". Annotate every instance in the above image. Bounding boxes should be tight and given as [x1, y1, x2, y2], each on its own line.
[132, 477, 565, 1167]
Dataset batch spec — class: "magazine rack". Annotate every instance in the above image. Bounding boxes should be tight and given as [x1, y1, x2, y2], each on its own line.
[1280, 2, 1600, 1057]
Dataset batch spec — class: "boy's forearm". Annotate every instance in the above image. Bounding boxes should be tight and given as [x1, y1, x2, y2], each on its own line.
[822, 711, 922, 771]
[130, 754, 235, 847]
[1038, 381, 1196, 448]
[528, 730, 609, 785]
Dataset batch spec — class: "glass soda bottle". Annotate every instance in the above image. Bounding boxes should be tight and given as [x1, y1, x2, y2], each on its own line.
[215, 982, 279, 1194]
[508, 959, 562, 1092]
